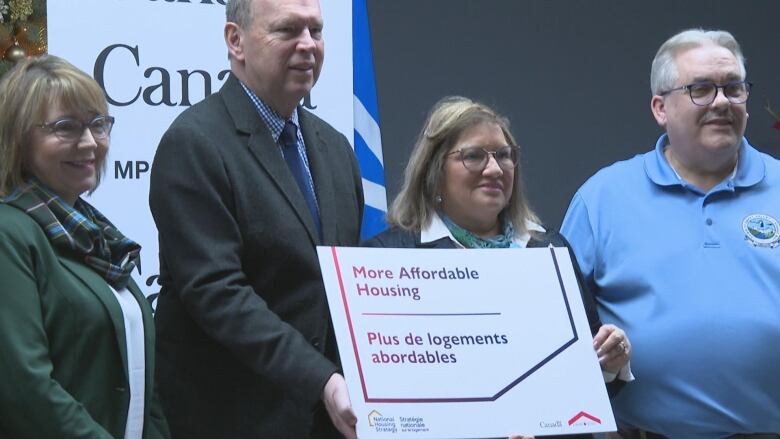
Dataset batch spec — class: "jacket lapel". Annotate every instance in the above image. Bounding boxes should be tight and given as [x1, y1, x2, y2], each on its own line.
[60, 256, 155, 419]
[299, 109, 337, 244]
[220, 75, 319, 244]
[58, 256, 128, 382]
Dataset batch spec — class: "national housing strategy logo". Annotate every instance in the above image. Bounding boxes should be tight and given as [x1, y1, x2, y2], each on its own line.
[367, 410, 430, 435]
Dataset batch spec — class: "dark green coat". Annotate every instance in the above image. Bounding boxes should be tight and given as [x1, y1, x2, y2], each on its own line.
[0, 204, 169, 438]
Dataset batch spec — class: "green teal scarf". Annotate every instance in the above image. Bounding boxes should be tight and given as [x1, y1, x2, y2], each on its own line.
[1, 179, 141, 289]
[439, 212, 519, 249]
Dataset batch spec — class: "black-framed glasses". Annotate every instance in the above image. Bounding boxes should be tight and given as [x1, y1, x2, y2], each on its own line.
[37, 115, 115, 142]
[659, 80, 752, 106]
[447, 146, 520, 172]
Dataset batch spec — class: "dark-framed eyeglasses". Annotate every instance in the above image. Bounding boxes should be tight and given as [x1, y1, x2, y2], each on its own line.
[447, 145, 520, 172]
[659, 80, 752, 106]
[37, 115, 115, 142]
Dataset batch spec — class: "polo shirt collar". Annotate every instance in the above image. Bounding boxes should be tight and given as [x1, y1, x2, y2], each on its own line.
[732, 138, 765, 188]
[644, 133, 765, 190]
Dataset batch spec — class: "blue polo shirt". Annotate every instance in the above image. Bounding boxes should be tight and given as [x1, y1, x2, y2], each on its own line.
[561, 134, 780, 438]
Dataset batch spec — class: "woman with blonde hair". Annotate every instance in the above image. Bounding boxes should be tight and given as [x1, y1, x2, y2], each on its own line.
[364, 96, 632, 439]
[0, 55, 169, 438]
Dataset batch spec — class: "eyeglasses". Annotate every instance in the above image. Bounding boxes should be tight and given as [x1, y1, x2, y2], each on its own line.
[447, 146, 520, 172]
[659, 80, 752, 106]
[37, 115, 115, 142]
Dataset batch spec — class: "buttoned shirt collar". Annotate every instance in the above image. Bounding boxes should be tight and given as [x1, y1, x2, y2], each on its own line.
[421, 212, 546, 248]
[239, 82, 301, 142]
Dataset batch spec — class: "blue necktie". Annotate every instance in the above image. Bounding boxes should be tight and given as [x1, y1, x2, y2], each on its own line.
[279, 121, 321, 239]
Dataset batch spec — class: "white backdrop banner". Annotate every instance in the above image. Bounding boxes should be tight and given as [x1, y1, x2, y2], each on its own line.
[47, 0, 353, 298]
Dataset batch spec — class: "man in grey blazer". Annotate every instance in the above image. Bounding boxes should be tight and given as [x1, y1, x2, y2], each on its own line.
[148, 0, 363, 437]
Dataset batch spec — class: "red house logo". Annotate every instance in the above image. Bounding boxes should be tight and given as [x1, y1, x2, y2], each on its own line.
[568, 411, 602, 426]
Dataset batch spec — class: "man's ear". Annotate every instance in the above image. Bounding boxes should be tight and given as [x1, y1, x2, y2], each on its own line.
[650, 95, 667, 128]
[225, 22, 244, 61]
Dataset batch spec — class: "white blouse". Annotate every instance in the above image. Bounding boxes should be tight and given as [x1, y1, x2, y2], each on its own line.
[109, 285, 146, 439]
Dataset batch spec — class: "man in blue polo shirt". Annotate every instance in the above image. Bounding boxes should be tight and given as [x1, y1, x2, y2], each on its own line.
[561, 29, 780, 438]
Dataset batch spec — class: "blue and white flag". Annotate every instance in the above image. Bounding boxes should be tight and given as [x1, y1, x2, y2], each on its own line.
[353, 0, 388, 240]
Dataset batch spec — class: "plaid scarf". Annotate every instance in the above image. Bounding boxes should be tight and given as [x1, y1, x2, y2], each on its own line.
[439, 211, 519, 249]
[1, 179, 141, 290]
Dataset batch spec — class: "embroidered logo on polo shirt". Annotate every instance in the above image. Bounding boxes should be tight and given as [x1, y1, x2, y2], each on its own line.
[742, 214, 780, 248]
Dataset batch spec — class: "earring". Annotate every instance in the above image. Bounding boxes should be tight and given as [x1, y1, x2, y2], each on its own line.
[435, 195, 443, 204]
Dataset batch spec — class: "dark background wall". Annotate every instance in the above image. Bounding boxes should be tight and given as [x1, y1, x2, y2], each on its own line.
[367, 0, 780, 229]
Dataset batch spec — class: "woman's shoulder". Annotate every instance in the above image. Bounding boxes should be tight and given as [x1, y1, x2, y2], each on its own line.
[0, 204, 45, 238]
[361, 226, 419, 248]
[0, 205, 58, 266]
[0, 204, 58, 256]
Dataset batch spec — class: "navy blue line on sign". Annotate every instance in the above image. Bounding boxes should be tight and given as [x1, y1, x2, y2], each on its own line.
[361, 312, 501, 316]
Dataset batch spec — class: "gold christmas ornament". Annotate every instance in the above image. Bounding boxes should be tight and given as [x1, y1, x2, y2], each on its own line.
[4, 41, 25, 62]
[0, 0, 46, 76]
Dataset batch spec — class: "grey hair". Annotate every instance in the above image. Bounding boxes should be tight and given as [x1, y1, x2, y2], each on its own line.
[226, 0, 254, 28]
[650, 28, 746, 95]
[387, 96, 538, 235]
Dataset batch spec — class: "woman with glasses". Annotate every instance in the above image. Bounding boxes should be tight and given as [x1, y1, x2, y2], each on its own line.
[363, 96, 631, 439]
[0, 55, 169, 438]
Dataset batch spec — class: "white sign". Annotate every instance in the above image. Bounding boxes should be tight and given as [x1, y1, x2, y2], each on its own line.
[318, 246, 616, 438]
[47, 0, 353, 297]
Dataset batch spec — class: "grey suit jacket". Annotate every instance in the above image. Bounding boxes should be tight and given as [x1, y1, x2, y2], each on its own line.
[149, 74, 364, 439]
